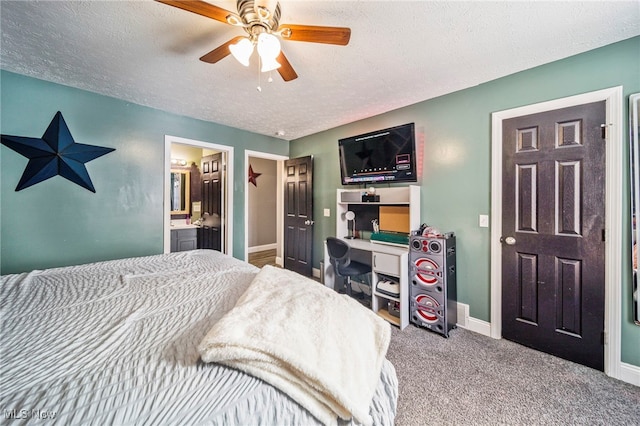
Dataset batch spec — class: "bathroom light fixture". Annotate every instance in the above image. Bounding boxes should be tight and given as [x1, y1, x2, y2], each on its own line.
[171, 158, 187, 166]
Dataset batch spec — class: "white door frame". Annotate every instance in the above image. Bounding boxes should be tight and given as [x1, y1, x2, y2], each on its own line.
[164, 135, 234, 256]
[490, 87, 623, 378]
[244, 150, 288, 264]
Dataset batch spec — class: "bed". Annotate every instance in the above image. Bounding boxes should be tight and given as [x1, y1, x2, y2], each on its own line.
[0, 250, 397, 425]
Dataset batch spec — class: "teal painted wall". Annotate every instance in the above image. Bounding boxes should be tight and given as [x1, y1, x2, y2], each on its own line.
[291, 36, 640, 367]
[1, 71, 288, 273]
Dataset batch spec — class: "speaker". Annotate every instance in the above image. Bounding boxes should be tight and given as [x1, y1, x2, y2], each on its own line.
[409, 233, 457, 337]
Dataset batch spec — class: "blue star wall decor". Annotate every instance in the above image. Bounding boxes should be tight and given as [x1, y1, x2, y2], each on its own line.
[1, 111, 115, 192]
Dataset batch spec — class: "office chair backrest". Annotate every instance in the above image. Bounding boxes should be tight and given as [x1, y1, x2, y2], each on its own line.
[326, 237, 352, 272]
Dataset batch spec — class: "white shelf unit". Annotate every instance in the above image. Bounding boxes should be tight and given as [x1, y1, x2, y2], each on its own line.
[332, 185, 420, 329]
[370, 245, 410, 329]
[335, 185, 421, 239]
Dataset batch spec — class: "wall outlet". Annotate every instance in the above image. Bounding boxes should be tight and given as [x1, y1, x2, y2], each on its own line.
[324, 208, 331, 217]
[479, 214, 489, 228]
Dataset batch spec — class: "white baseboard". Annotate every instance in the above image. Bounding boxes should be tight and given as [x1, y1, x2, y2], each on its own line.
[455, 302, 492, 337]
[464, 316, 492, 337]
[275, 256, 283, 267]
[248, 243, 277, 254]
[312, 267, 321, 281]
[618, 362, 640, 386]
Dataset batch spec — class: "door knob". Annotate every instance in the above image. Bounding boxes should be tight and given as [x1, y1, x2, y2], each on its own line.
[304, 219, 315, 226]
[500, 236, 516, 245]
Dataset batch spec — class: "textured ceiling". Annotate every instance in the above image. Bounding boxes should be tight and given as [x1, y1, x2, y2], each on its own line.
[1, 1, 639, 141]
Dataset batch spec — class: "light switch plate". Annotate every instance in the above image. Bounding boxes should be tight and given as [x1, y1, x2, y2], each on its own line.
[324, 208, 331, 217]
[479, 214, 489, 228]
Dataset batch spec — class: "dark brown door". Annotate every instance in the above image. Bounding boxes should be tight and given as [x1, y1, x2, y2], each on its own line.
[284, 156, 313, 276]
[501, 101, 606, 371]
[200, 153, 222, 252]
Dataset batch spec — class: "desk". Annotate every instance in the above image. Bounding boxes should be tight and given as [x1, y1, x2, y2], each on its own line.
[323, 238, 409, 329]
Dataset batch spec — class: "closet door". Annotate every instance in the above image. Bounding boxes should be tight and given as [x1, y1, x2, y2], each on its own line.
[284, 156, 313, 276]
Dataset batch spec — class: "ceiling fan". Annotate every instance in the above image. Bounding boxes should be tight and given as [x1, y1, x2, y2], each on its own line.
[156, 0, 351, 82]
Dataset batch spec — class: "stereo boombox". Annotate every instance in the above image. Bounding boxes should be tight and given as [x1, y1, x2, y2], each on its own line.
[408, 232, 457, 337]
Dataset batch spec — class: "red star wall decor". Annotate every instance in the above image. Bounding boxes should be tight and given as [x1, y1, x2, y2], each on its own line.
[248, 164, 262, 186]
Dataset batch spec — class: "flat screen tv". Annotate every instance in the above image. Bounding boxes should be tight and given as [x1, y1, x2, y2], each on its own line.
[338, 122, 417, 185]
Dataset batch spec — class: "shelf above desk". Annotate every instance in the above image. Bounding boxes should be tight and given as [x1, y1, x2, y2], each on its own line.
[340, 201, 411, 205]
[338, 186, 419, 205]
[336, 186, 420, 241]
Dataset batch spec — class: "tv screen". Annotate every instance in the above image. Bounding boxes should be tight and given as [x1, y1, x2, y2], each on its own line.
[338, 123, 417, 185]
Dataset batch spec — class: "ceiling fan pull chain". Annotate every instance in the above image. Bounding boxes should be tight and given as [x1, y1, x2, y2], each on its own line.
[257, 55, 262, 92]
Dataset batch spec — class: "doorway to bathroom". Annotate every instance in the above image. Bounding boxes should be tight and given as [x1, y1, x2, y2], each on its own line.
[164, 135, 234, 255]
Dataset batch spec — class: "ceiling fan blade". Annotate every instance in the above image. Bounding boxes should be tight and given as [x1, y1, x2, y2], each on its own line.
[278, 24, 351, 46]
[200, 36, 245, 63]
[276, 52, 298, 82]
[155, 0, 235, 24]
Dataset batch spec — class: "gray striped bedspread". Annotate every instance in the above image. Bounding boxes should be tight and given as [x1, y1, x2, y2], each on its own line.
[0, 250, 398, 425]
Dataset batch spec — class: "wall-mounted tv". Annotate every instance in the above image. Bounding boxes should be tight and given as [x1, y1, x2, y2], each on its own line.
[338, 122, 417, 185]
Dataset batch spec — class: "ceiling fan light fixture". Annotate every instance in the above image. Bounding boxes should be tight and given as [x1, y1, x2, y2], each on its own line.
[257, 32, 281, 60]
[260, 56, 281, 72]
[157, 0, 350, 82]
[229, 37, 254, 66]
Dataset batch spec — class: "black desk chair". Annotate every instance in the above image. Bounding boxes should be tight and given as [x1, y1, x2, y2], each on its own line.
[326, 237, 372, 297]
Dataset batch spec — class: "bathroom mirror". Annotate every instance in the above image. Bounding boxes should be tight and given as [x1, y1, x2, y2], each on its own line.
[170, 169, 190, 215]
[629, 93, 640, 325]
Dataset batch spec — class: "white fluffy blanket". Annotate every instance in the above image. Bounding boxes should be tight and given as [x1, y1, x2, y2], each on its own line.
[198, 265, 391, 426]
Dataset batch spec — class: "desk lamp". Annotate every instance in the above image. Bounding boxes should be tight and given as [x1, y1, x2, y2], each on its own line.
[345, 211, 356, 239]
